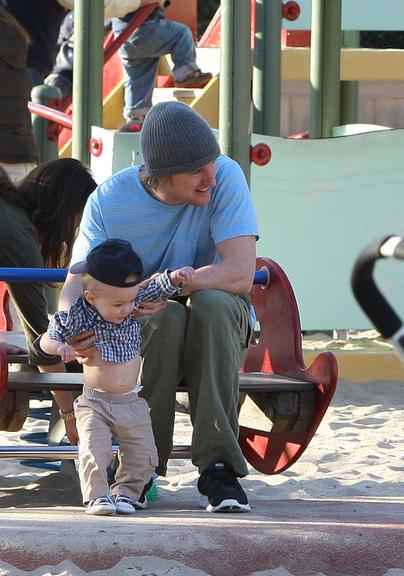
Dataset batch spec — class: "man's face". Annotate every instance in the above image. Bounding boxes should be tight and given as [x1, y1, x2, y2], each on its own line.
[156, 162, 216, 206]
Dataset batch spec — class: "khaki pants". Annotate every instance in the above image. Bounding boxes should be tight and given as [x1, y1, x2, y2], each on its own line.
[74, 386, 158, 504]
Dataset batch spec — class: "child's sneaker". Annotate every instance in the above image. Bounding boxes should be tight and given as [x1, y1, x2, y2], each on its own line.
[85, 496, 116, 515]
[115, 495, 136, 515]
[118, 117, 144, 133]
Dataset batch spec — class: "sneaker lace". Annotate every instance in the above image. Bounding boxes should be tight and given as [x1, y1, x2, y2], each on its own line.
[116, 495, 132, 504]
[91, 496, 112, 506]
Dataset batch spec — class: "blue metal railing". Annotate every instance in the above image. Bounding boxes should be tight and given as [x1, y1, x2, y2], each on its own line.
[0, 267, 270, 286]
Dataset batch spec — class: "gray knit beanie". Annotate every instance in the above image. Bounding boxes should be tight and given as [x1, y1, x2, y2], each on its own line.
[140, 101, 220, 176]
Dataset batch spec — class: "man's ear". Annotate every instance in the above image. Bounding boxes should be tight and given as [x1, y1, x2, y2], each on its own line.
[84, 289, 95, 305]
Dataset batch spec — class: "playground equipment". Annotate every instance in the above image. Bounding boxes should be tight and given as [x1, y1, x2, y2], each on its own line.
[352, 235, 404, 361]
[0, 260, 337, 475]
[28, 0, 404, 157]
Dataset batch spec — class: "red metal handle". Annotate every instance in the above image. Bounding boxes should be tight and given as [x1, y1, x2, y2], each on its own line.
[282, 1, 301, 21]
[250, 143, 272, 166]
[28, 101, 73, 130]
[89, 137, 103, 157]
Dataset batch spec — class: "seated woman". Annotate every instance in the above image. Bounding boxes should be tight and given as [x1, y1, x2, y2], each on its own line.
[0, 159, 97, 442]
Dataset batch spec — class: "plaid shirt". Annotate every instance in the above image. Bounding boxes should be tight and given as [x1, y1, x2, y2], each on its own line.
[47, 270, 180, 363]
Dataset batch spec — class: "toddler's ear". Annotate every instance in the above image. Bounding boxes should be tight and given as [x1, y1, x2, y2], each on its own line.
[83, 289, 95, 305]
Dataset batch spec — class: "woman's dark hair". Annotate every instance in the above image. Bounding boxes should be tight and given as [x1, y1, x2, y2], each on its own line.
[0, 159, 96, 268]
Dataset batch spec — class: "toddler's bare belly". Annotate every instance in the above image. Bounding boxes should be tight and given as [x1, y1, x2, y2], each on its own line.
[82, 354, 141, 393]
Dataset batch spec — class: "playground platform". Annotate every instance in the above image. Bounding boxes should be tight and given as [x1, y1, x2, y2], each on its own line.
[0, 498, 403, 576]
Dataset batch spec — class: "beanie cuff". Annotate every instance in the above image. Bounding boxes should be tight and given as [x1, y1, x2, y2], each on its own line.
[146, 146, 220, 177]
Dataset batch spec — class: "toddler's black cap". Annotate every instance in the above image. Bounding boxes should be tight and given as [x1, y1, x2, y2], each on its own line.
[70, 239, 143, 287]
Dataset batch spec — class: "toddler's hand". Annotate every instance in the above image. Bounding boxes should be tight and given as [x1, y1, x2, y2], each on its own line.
[57, 343, 76, 363]
[171, 266, 196, 286]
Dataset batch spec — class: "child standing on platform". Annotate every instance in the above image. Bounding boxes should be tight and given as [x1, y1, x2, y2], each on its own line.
[39, 238, 195, 515]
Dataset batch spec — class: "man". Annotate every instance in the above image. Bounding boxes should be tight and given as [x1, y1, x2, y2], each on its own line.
[60, 101, 258, 512]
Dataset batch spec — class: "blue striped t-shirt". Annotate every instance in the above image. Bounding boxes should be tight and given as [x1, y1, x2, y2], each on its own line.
[71, 154, 259, 279]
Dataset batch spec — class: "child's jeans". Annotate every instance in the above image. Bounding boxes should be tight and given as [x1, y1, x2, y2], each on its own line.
[113, 16, 199, 119]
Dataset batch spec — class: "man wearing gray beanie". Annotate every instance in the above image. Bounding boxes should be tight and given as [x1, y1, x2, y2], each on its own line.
[61, 101, 259, 513]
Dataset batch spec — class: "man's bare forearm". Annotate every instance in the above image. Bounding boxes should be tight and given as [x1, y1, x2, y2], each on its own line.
[184, 236, 256, 295]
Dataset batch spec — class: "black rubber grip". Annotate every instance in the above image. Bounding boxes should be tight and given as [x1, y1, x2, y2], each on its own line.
[351, 236, 402, 339]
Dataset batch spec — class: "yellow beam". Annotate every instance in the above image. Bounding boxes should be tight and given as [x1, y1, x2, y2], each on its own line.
[304, 350, 404, 383]
[282, 48, 404, 81]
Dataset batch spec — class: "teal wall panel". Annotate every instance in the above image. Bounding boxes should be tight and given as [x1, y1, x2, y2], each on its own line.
[251, 130, 404, 330]
[285, 0, 404, 30]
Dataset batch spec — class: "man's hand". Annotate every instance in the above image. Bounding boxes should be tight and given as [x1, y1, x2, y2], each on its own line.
[67, 329, 97, 361]
[137, 273, 169, 315]
[135, 299, 167, 317]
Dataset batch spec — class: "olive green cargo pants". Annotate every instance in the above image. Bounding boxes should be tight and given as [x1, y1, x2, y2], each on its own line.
[139, 289, 251, 478]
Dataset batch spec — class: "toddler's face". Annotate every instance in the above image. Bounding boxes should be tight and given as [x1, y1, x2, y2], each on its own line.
[87, 283, 140, 324]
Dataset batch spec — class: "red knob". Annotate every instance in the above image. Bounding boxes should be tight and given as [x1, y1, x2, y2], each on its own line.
[89, 137, 103, 157]
[283, 1, 301, 21]
[250, 143, 272, 166]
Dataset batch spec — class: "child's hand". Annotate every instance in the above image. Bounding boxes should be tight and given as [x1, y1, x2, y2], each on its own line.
[57, 343, 76, 363]
[170, 266, 196, 286]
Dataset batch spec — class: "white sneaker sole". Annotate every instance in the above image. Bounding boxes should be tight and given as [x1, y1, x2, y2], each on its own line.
[115, 505, 136, 515]
[206, 499, 251, 513]
[85, 506, 116, 516]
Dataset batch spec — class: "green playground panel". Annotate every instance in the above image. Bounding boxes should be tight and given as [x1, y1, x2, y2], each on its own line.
[251, 130, 404, 330]
[285, 0, 404, 31]
[90, 126, 404, 331]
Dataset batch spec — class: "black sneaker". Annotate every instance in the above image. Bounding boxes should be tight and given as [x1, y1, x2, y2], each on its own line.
[197, 461, 251, 513]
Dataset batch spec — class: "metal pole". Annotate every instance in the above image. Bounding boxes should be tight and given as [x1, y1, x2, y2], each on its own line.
[253, 0, 282, 136]
[309, 0, 342, 138]
[340, 30, 359, 125]
[219, 0, 252, 182]
[72, 0, 104, 165]
[30, 84, 61, 163]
